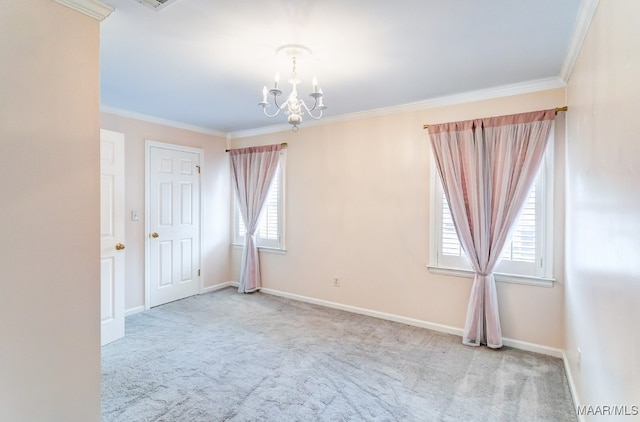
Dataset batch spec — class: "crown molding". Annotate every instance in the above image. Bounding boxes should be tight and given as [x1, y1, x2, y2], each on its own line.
[325, 77, 566, 122]
[53, 0, 114, 21]
[228, 122, 293, 139]
[101, 106, 228, 138]
[559, 0, 600, 82]
[102, 76, 565, 140]
[228, 76, 566, 139]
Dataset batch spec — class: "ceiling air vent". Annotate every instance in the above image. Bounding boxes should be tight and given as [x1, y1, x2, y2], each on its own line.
[136, 0, 179, 11]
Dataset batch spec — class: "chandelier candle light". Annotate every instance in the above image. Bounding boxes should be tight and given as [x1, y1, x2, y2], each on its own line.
[259, 44, 326, 132]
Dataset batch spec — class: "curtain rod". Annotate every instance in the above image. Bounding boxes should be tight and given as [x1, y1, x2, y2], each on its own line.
[225, 142, 288, 152]
[422, 106, 568, 130]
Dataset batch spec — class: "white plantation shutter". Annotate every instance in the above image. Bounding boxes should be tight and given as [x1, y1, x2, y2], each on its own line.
[500, 186, 536, 262]
[236, 161, 284, 249]
[437, 171, 546, 278]
[259, 169, 279, 241]
[442, 197, 465, 257]
[441, 186, 537, 263]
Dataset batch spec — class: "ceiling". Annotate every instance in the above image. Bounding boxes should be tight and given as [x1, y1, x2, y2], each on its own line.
[100, 0, 583, 135]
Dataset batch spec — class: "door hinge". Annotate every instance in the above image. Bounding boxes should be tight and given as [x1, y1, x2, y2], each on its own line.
[198, 269, 201, 276]
[196, 165, 201, 174]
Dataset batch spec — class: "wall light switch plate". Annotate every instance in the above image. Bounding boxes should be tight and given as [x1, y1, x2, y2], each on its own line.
[131, 210, 140, 221]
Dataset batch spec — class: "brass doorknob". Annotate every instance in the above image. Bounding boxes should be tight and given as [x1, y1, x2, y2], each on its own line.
[115, 243, 126, 250]
[151, 232, 159, 238]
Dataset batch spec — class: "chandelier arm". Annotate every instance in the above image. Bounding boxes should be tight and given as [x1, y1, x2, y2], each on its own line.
[307, 110, 324, 120]
[262, 107, 282, 118]
[262, 95, 291, 118]
[299, 99, 312, 114]
[307, 96, 319, 112]
[300, 99, 323, 120]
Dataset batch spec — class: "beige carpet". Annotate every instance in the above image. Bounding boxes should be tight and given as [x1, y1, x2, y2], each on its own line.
[101, 287, 576, 421]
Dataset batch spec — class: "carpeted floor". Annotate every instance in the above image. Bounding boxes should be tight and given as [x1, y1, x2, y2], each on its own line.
[101, 287, 577, 421]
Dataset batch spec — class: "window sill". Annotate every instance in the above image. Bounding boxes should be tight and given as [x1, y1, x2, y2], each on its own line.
[231, 243, 287, 254]
[427, 265, 555, 288]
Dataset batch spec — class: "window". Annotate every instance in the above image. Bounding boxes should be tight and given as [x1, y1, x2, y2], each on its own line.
[233, 155, 285, 250]
[430, 140, 553, 283]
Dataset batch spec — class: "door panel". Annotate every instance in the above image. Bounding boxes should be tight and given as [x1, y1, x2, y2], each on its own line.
[148, 144, 201, 307]
[100, 129, 125, 346]
[181, 182, 193, 224]
[100, 257, 115, 321]
[180, 239, 192, 281]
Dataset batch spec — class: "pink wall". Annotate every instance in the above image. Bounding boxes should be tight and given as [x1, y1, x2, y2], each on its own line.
[0, 1, 101, 420]
[565, 0, 640, 411]
[101, 113, 231, 310]
[230, 88, 567, 350]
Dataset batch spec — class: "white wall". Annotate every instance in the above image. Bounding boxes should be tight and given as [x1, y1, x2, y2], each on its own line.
[231, 88, 567, 350]
[564, 0, 640, 414]
[0, 1, 101, 420]
[101, 113, 231, 311]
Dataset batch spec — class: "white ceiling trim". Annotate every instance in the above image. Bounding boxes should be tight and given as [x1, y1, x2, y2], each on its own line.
[229, 76, 566, 139]
[53, 0, 114, 20]
[559, 0, 600, 82]
[101, 106, 228, 138]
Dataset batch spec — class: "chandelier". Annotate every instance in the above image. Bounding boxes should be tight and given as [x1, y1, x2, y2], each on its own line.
[259, 44, 326, 132]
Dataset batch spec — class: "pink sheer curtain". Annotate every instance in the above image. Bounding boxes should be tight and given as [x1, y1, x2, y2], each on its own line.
[229, 144, 283, 293]
[428, 110, 555, 348]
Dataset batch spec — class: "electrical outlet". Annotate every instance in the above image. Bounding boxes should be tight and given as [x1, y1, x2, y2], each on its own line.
[577, 348, 582, 371]
[333, 277, 340, 287]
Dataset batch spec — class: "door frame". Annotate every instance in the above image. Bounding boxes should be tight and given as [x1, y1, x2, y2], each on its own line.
[144, 140, 204, 310]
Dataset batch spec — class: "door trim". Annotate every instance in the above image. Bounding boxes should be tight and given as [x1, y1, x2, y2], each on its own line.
[144, 140, 204, 310]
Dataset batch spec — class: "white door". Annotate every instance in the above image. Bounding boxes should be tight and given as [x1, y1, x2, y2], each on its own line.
[147, 142, 201, 308]
[100, 129, 125, 346]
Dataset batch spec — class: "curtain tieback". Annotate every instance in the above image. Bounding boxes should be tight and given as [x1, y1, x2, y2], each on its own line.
[477, 272, 491, 277]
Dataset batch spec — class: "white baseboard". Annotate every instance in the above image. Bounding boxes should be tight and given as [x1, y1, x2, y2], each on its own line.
[124, 283, 238, 316]
[563, 352, 583, 422]
[259, 287, 563, 358]
[261, 287, 463, 336]
[124, 305, 145, 317]
[501, 337, 564, 358]
[202, 281, 238, 294]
